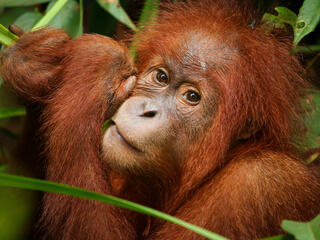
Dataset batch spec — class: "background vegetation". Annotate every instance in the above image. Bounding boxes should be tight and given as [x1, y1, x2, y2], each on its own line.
[0, 0, 319, 239]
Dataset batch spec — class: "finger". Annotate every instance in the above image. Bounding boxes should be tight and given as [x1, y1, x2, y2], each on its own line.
[9, 25, 25, 37]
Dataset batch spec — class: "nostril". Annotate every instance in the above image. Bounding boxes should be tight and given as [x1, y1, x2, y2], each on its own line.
[141, 110, 157, 118]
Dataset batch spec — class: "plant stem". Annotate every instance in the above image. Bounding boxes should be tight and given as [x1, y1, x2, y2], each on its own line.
[32, 0, 69, 30]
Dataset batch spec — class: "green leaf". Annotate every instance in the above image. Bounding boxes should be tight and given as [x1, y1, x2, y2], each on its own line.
[281, 214, 320, 240]
[96, 0, 137, 31]
[0, 7, 34, 28]
[262, 13, 286, 29]
[32, 0, 69, 31]
[45, 0, 82, 38]
[0, 0, 50, 7]
[294, 0, 320, 45]
[0, 172, 228, 240]
[260, 234, 294, 240]
[102, 119, 110, 133]
[14, 11, 43, 33]
[0, 24, 17, 46]
[274, 7, 297, 27]
[292, 45, 320, 54]
[0, 107, 26, 119]
[138, 0, 159, 28]
[262, 7, 297, 29]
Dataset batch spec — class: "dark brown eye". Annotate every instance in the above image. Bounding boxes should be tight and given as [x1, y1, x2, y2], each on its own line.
[183, 90, 201, 104]
[154, 69, 169, 85]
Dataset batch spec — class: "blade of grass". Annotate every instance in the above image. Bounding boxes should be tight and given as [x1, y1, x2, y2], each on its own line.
[0, 172, 228, 240]
[0, 107, 26, 118]
[32, 0, 69, 30]
[137, 0, 160, 28]
[0, 24, 18, 46]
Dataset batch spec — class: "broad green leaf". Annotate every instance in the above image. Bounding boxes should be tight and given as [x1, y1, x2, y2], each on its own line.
[262, 7, 297, 29]
[14, 11, 43, 33]
[281, 214, 320, 240]
[46, 0, 82, 38]
[32, 0, 69, 31]
[260, 234, 294, 240]
[294, 0, 320, 45]
[262, 13, 286, 29]
[0, 107, 26, 118]
[0, 0, 50, 7]
[96, 0, 137, 31]
[0, 24, 17, 46]
[0, 172, 228, 240]
[0, 7, 34, 28]
[274, 7, 297, 27]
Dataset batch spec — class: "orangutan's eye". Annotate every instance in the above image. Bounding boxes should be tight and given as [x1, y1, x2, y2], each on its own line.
[183, 90, 201, 104]
[153, 69, 169, 85]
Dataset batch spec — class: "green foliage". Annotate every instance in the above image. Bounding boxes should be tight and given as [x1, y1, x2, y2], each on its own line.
[0, 24, 17, 46]
[0, 0, 50, 7]
[0, 165, 7, 172]
[45, 0, 82, 37]
[0, 184, 38, 240]
[282, 215, 320, 240]
[0, 107, 26, 118]
[14, 11, 43, 32]
[294, 0, 320, 46]
[137, 0, 159, 28]
[0, 172, 228, 240]
[130, 0, 159, 58]
[0, 7, 37, 28]
[262, 0, 320, 46]
[261, 234, 295, 240]
[96, 0, 137, 31]
[32, 0, 69, 30]
[263, 7, 297, 29]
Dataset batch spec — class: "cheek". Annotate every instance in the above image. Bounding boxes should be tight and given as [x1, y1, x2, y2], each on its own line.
[174, 97, 218, 144]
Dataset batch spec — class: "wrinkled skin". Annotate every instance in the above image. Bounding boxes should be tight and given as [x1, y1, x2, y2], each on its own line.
[102, 53, 219, 174]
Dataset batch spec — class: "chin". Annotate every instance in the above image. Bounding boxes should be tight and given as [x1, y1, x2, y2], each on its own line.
[102, 124, 145, 172]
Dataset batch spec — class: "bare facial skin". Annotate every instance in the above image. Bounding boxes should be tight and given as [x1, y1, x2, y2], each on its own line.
[102, 34, 221, 174]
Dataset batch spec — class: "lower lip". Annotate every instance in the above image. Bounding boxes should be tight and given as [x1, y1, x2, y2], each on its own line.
[108, 125, 141, 153]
